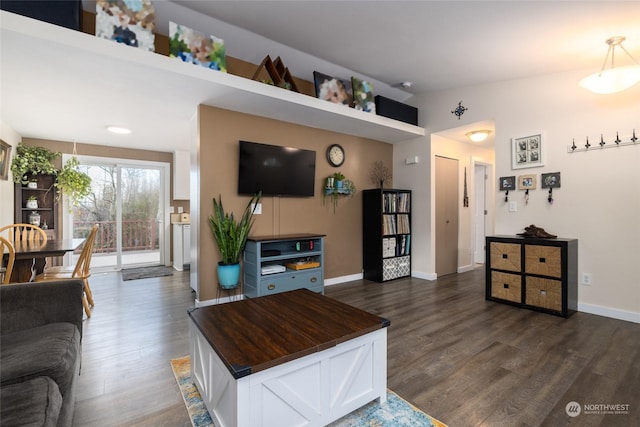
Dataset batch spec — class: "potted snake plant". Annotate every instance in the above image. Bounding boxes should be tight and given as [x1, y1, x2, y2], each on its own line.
[208, 192, 261, 288]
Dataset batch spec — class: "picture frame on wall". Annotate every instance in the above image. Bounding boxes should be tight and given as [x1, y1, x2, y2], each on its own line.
[541, 172, 561, 188]
[499, 176, 516, 191]
[518, 174, 537, 190]
[0, 139, 11, 181]
[512, 133, 544, 169]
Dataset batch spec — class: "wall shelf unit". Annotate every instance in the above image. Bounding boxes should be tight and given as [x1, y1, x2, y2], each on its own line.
[0, 11, 425, 146]
[14, 174, 58, 239]
[243, 234, 325, 298]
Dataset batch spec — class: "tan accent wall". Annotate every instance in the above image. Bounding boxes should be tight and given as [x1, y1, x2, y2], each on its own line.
[197, 105, 392, 301]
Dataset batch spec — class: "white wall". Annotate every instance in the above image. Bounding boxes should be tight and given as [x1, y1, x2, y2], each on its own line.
[399, 68, 640, 322]
[0, 121, 20, 227]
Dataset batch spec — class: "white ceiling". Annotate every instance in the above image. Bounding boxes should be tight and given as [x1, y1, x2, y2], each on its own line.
[1, 1, 639, 152]
[171, 0, 640, 93]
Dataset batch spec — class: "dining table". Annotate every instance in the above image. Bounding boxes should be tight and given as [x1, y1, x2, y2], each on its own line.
[5, 238, 85, 283]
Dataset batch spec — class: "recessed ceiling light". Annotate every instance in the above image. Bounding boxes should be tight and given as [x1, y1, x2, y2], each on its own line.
[106, 126, 132, 135]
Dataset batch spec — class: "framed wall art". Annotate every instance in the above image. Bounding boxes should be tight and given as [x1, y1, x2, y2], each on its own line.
[499, 176, 516, 191]
[169, 22, 227, 72]
[96, 0, 155, 51]
[0, 139, 10, 181]
[518, 174, 537, 190]
[512, 133, 544, 169]
[541, 172, 561, 188]
[313, 71, 352, 106]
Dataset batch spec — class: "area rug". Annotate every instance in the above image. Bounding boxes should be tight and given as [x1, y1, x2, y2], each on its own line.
[121, 266, 173, 281]
[170, 356, 447, 427]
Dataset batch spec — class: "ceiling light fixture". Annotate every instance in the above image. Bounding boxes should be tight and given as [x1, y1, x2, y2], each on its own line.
[579, 36, 640, 94]
[106, 125, 132, 135]
[466, 130, 491, 142]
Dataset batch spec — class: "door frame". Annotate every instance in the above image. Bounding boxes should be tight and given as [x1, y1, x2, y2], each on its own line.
[470, 157, 494, 265]
[61, 154, 171, 269]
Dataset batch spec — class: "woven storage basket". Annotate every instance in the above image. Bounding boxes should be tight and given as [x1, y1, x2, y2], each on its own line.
[490, 242, 521, 272]
[526, 276, 562, 311]
[525, 245, 561, 278]
[491, 271, 522, 303]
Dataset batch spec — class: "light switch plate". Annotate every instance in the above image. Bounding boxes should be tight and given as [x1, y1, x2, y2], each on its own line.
[508, 201, 517, 212]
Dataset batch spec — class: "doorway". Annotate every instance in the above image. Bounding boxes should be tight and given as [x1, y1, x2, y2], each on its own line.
[435, 156, 459, 276]
[474, 163, 488, 264]
[63, 155, 170, 271]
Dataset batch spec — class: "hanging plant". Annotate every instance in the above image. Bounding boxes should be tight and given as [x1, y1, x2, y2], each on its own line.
[55, 157, 92, 207]
[10, 143, 59, 184]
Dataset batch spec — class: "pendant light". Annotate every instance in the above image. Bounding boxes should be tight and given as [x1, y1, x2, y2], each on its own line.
[579, 36, 640, 94]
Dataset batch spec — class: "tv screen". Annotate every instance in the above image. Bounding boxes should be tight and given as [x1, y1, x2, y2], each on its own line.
[238, 141, 316, 197]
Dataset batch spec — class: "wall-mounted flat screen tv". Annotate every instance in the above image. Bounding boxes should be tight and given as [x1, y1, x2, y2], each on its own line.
[238, 141, 316, 197]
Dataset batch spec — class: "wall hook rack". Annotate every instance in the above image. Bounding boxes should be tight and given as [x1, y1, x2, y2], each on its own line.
[568, 129, 638, 153]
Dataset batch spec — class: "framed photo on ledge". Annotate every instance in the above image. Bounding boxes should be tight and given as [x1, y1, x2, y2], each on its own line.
[0, 139, 11, 181]
[512, 133, 544, 169]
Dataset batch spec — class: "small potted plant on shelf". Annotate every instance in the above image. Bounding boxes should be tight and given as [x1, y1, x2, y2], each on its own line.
[26, 195, 38, 209]
[333, 172, 345, 189]
[208, 192, 261, 289]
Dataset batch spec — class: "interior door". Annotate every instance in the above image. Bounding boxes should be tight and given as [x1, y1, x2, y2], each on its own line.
[435, 156, 459, 276]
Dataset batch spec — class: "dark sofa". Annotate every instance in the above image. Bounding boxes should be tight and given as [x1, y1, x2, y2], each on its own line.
[1, 280, 84, 427]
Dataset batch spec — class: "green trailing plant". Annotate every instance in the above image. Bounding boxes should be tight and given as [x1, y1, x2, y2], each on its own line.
[10, 143, 59, 184]
[323, 174, 356, 213]
[208, 192, 261, 265]
[10, 143, 92, 208]
[55, 157, 92, 207]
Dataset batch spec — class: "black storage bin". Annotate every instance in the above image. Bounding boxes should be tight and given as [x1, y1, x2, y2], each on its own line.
[374, 95, 418, 126]
[1, 1, 82, 31]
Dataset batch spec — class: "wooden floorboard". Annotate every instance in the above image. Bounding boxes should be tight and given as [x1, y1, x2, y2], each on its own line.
[73, 266, 638, 426]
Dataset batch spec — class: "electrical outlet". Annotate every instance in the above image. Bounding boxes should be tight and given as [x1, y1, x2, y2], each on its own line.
[251, 203, 262, 215]
[169, 206, 175, 213]
[582, 272, 592, 286]
[178, 206, 184, 213]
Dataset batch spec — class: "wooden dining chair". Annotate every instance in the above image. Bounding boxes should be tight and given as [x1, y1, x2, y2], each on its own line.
[0, 223, 47, 243]
[35, 224, 99, 317]
[0, 236, 16, 284]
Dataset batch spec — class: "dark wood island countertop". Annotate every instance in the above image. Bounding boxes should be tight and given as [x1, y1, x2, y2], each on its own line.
[188, 289, 390, 379]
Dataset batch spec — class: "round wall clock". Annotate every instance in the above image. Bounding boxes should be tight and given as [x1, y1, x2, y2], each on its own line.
[326, 144, 345, 167]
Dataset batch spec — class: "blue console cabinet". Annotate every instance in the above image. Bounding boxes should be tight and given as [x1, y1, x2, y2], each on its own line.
[243, 234, 325, 298]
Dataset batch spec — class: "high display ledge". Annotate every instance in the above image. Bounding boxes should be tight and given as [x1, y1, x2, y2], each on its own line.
[0, 11, 425, 144]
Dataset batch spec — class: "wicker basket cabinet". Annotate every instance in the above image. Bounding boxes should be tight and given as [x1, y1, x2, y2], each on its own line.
[485, 235, 578, 317]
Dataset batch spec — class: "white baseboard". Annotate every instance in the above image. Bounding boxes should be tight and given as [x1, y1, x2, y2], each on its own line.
[457, 264, 474, 273]
[578, 303, 640, 324]
[412, 271, 437, 281]
[195, 295, 243, 307]
[324, 273, 363, 287]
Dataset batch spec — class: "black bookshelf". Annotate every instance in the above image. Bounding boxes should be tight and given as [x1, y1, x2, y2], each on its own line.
[363, 189, 411, 282]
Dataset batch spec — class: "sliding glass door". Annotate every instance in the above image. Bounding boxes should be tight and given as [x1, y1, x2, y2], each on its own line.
[63, 155, 170, 271]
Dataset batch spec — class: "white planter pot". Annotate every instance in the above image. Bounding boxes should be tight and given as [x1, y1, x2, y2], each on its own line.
[26, 200, 38, 209]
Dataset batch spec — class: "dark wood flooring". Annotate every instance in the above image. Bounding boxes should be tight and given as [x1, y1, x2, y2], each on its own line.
[73, 267, 639, 426]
